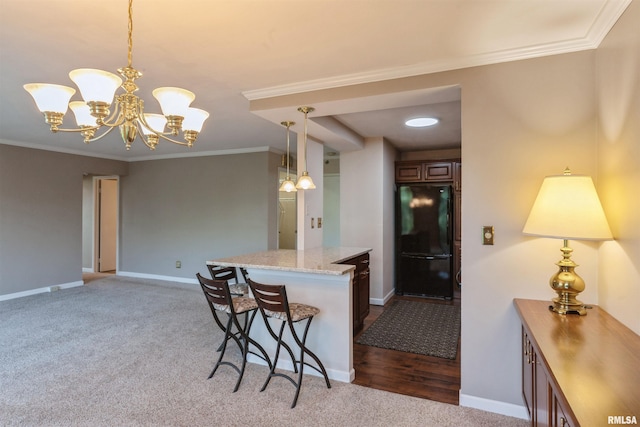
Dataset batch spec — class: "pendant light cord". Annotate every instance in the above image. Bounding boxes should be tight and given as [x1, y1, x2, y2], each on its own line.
[302, 109, 308, 171]
[286, 123, 291, 175]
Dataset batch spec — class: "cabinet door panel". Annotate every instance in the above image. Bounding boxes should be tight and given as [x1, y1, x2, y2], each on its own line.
[359, 270, 370, 320]
[535, 356, 551, 427]
[522, 330, 534, 419]
[424, 162, 453, 181]
[396, 163, 422, 182]
[554, 397, 574, 427]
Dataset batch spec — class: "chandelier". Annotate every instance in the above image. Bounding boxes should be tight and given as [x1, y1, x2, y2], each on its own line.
[23, 0, 209, 151]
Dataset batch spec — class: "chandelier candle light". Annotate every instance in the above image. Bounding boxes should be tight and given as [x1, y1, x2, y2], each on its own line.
[522, 168, 613, 315]
[23, 0, 209, 151]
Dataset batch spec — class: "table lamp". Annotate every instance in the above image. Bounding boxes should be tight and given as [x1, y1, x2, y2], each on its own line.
[522, 168, 613, 315]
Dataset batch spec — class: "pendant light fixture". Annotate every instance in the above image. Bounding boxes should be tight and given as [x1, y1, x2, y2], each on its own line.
[295, 106, 316, 190]
[23, 0, 208, 151]
[279, 121, 297, 193]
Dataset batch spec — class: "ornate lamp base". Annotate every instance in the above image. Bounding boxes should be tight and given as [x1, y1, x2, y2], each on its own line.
[548, 240, 587, 316]
[549, 297, 587, 316]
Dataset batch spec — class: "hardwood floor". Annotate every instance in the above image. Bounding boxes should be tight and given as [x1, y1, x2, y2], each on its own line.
[353, 292, 461, 405]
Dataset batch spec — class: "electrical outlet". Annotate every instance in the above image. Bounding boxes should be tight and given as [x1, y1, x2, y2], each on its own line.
[482, 226, 495, 245]
[49, 285, 61, 292]
[176, 260, 182, 268]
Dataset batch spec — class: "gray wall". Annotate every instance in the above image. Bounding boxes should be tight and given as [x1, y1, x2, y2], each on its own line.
[119, 151, 279, 279]
[0, 145, 128, 295]
[0, 146, 279, 296]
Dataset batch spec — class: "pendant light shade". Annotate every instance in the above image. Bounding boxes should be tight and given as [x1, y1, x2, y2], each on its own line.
[152, 87, 196, 118]
[279, 121, 297, 193]
[295, 172, 315, 190]
[280, 179, 297, 192]
[295, 106, 316, 190]
[69, 101, 96, 126]
[182, 108, 210, 132]
[141, 114, 167, 135]
[24, 83, 76, 114]
[69, 68, 122, 104]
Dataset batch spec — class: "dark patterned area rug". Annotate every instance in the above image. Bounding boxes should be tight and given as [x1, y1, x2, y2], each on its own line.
[356, 300, 460, 359]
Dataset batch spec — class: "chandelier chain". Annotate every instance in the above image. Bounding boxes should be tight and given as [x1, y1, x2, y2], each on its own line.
[127, 0, 133, 68]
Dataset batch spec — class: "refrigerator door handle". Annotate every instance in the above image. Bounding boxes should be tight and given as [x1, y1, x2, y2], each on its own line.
[401, 253, 451, 260]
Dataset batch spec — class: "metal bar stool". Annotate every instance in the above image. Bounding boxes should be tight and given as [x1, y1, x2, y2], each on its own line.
[196, 273, 272, 392]
[207, 265, 248, 296]
[248, 279, 331, 408]
[206, 265, 251, 352]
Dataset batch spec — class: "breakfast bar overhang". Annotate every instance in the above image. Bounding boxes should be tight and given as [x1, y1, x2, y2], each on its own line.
[208, 246, 371, 383]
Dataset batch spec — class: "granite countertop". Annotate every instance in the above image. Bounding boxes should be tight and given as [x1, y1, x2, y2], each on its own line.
[208, 247, 371, 276]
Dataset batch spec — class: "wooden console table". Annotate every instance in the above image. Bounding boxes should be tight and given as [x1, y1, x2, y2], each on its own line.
[514, 299, 640, 427]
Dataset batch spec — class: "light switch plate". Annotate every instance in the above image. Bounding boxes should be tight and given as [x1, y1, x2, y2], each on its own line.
[482, 226, 494, 245]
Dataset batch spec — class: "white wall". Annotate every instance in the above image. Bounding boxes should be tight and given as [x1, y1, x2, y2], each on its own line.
[459, 51, 600, 411]
[596, 0, 640, 334]
[323, 173, 341, 247]
[297, 138, 324, 249]
[341, 137, 396, 304]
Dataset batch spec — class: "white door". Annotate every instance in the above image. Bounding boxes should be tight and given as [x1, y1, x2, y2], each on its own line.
[98, 179, 118, 272]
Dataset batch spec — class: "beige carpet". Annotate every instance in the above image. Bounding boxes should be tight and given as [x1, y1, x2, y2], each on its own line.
[0, 276, 528, 427]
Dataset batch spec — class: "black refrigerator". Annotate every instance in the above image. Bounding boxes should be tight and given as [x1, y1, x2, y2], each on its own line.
[395, 184, 453, 299]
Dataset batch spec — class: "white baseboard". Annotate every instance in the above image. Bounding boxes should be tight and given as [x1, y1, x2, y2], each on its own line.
[369, 288, 396, 306]
[247, 354, 354, 383]
[117, 271, 198, 284]
[459, 393, 529, 420]
[0, 280, 84, 302]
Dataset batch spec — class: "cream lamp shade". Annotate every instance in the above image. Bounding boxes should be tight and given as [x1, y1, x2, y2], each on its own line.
[523, 173, 612, 241]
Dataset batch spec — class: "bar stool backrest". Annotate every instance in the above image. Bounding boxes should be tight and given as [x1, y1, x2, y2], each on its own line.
[197, 273, 233, 311]
[248, 279, 289, 316]
[207, 265, 242, 284]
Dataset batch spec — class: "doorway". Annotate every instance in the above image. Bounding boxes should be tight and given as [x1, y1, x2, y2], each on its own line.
[94, 177, 118, 272]
[278, 168, 297, 249]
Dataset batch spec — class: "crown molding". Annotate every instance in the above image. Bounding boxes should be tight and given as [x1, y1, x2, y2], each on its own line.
[243, 0, 631, 101]
[0, 139, 273, 162]
[127, 146, 272, 162]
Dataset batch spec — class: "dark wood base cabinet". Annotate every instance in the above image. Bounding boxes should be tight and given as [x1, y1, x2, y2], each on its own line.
[515, 299, 640, 427]
[340, 253, 370, 334]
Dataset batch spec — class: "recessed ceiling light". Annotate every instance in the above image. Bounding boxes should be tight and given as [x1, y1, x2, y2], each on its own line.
[405, 117, 439, 127]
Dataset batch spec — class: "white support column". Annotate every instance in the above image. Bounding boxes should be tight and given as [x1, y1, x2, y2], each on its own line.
[296, 135, 324, 250]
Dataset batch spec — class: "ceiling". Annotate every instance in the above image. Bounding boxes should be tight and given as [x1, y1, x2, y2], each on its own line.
[0, 0, 630, 161]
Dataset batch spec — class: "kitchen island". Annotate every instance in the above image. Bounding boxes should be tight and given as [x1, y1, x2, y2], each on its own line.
[208, 247, 371, 383]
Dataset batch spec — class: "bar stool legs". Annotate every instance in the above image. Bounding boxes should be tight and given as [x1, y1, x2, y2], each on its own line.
[248, 279, 331, 408]
[197, 273, 272, 393]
